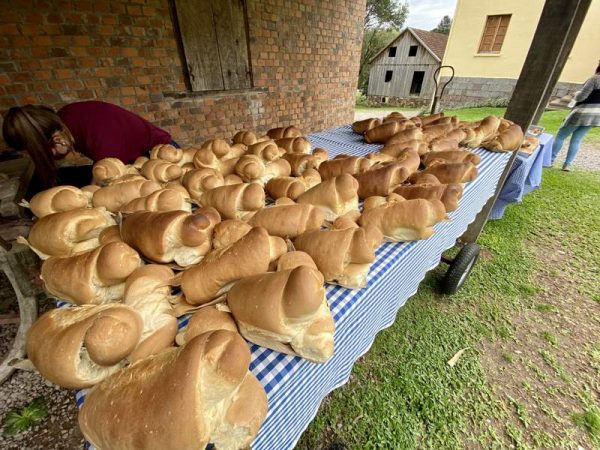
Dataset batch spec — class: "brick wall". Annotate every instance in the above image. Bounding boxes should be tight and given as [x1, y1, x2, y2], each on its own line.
[0, 0, 365, 149]
[438, 76, 582, 108]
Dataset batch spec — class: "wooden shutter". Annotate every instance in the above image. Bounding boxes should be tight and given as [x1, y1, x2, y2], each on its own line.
[478, 14, 511, 53]
[174, 0, 252, 91]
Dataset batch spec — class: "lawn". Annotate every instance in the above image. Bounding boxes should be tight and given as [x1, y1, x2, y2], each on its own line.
[355, 105, 600, 143]
[298, 167, 600, 449]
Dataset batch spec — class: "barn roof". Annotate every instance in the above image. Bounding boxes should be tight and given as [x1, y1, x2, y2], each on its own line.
[369, 27, 449, 63]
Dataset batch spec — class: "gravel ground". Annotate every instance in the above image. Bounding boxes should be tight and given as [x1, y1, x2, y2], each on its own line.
[554, 141, 600, 171]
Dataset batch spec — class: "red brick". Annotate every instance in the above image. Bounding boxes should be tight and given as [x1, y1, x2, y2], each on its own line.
[55, 69, 75, 79]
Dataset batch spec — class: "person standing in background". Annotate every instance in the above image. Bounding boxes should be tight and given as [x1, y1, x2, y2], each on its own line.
[551, 62, 600, 171]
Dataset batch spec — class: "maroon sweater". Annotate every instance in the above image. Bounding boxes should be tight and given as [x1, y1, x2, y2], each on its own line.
[58, 101, 171, 163]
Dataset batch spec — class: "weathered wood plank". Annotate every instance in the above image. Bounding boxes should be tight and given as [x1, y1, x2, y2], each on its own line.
[174, 0, 224, 91]
[212, 0, 252, 89]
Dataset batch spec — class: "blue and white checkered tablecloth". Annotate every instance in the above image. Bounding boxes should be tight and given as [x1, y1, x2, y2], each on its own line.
[69, 125, 510, 450]
[489, 133, 554, 220]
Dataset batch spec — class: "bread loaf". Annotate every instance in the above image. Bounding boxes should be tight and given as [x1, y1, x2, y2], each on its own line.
[121, 208, 221, 266]
[383, 111, 407, 122]
[98, 225, 122, 245]
[120, 188, 191, 213]
[234, 155, 291, 184]
[232, 130, 258, 146]
[27, 304, 142, 388]
[365, 152, 397, 163]
[78, 331, 267, 450]
[293, 226, 381, 288]
[92, 158, 137, 184]
[460, 116, 501, 148]
[276, 250, 318, 271]
[193, 140, 241, 175]
[141, 159, 183, 183]
[182, 227, 287, 305]
[275, 137, 311, 154]
[421, 123, 456, 142]
[359, 195, 446, 241]
[267, 126, 302, 139]
[429, 137, 460, 152]
[381, 139, 429, 157]
[92, 179, 162, 212]
[246, 140, 284, 161]
[407, 172, 441, 185]
[175, 306, 238, 346]
[520, 136, 539, 154]
[423, 150, 481, 167]
[212, 219, 252, 249]
[265, 169, 321, 200]
[283, 151, 326, 176]
[28, 185, 90, 218]
[248, 202, 325, 238]
[393, 182, 464, 212]
[318, 155, 372, 180]
[420, 161, 478, 184]
[25, 207, 116, 259]
[182, 168, 225, 201]
[418, 112, 444, 126]
[364, 120, 416, 144]
[482, 124, 524, 152]
[177, 147, 199, 167]
[122, 264, 178, 361]
[355, 162, 410, 199]
[40, 241, 141, 305]
[385, 127, 424, 146]
[352, 118, 381, 134]
[200, 183, 265, 220]
[228, 266, 335, 363]
[149, 144, 183, 163]
[296, 173, 359, 221]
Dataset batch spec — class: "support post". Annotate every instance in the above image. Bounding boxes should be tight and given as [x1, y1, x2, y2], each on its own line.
[460, 0, 592, 244]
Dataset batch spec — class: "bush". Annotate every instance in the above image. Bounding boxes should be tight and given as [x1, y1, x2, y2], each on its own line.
[355, 90, 369, 107]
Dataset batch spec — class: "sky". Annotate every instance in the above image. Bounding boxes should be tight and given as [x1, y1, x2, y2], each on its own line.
[405, 0, 458, 30]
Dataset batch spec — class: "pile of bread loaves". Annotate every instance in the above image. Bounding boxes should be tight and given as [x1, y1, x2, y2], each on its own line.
[21, 117, 487, 449]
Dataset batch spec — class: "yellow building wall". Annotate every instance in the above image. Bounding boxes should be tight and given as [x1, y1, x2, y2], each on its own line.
[442, 0, 598, 83]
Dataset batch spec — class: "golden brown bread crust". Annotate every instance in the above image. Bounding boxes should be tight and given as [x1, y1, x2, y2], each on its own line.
[120, 189, 191, 213]
[122, 264, 178, 361]
[318, 156, 372, 180]
[420, 162, 478, 184]
[28, 186, 90, 218]
[211, 219, 253, 249]
[26, 207, 116, 258]
[228, 266, 335, 362]
[175, 306, 238, 346]
[78, 331, 267, 450]
[232, 130, 258, 146]
[393, 183, 464, 212]
[276, 250, 318, 271]
[429, 137, 460, 152]
[296, 173, 359, 221]
[193, 140, 242, 174]
[248, 203, 325, 238]
[27, 304, 143, 388]
[381, 139, 429, 157]
[385, 127, 424, 146]
[120, 208, 221, 266]
[92, 158, 137, 184]
[182, 168, 225, 201]
[418, 112, 444, 126]
[355, 162, 410, 199]
[265, 169, 322, 200]
[266, 126, 302, 139]
[520, 136, 539, 154]
[40, 242, 141, 305]
[234, 155, 291, 184]
[407, 172, 441, 185]
[149, 144, 183, 163]
[352, 118, 381, 134]
[97, 225, 122, 245]
[283, 152, 321, 176]
[181, 227, 287, 305]
[423, 150, 481, 167]
[421, 123, 456, 142]
[92, 179, 162, 212]
[460, 115, 501, 148]
[293, 226, 380, 288]
[140, 159, 183, 183]
[200, 183, 265, 220]
[359, 197, 447, 241]
[246, 140, 284, 161]
[275, 137, 311, 154]
[363, 120, 411, 144]
[482, 124, 524, 152]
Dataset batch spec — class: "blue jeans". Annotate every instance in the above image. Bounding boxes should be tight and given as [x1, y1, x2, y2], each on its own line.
[551, 123, 592, 165]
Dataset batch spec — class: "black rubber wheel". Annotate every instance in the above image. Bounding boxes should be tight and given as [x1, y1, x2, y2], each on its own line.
[441, 243, 480, 295]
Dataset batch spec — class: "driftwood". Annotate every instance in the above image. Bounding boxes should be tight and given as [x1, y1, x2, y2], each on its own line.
[0, 241, 41, 385]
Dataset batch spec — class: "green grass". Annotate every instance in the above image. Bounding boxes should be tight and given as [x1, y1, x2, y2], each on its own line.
[299, 168, 600, 449]
[2, 397, 48, 436]
[354, 105, 600, 143]
[572, 405, 600, 444]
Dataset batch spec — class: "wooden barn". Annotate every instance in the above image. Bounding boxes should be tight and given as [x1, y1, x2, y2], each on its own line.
[367, 28, 448, 105]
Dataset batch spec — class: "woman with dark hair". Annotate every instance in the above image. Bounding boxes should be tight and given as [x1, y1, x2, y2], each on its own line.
[551, 62, 600, 171]
[2, 101, 173, 189]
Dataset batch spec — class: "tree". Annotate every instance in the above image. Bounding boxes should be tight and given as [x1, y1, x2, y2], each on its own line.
[432, 15, 452, 34]
[359, 0, 409, 93]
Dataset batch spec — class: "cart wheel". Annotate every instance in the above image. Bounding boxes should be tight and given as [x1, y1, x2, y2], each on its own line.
[441, 243, 480, 295]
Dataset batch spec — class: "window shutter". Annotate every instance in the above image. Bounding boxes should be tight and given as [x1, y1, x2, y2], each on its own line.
[478, 14, 511, 54]
[174, 0, 251, 91]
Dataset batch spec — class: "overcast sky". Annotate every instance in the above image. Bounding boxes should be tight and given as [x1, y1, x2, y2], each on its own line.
[405, 0, 458, 30]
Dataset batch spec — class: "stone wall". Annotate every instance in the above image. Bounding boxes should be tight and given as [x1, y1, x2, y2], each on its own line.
[0, 0, 365, 150]
[438, 76, 581, 108]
